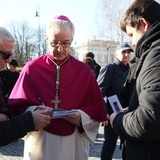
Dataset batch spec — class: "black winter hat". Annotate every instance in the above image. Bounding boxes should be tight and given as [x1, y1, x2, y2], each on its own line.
[9, 59, 18, 67]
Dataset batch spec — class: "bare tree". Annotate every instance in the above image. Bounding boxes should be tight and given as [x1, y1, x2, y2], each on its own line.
[95, 0, 133, 43]
[39, 25, 47, 55]
[5, 20, 36, 65]
[5, 20, 47, 66]
[96, 0, 160, 42]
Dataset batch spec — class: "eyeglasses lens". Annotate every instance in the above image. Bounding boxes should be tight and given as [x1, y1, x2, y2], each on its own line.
[0, 51, 13, 59]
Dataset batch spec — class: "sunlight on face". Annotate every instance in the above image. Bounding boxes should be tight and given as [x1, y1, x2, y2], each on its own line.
[126, 25, 145, 47]
[46, 26, 73, 60]
[116, 49, 131, 65]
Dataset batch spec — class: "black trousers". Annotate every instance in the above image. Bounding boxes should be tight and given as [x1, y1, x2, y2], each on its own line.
[101, 124, 118, 160]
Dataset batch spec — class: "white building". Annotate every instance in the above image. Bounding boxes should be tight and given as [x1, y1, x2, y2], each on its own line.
[73, 40, 120, 67]
[73, 39, 134, 67]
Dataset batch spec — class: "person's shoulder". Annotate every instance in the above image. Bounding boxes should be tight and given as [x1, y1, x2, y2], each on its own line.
[104, 63, 115, 68]
[96, 62, 101, 67]
[70, 56, 88, 66]
[95, 63, 101, 69]
[0, 69, 11, 76]
[94, 61, 100, 66]
[14, 71, 20, 75]
[26, 55, 46, 67]
[99, 63, 113, 73]
[69, 56, 95, 74]
[0, 70, 7, 75]
[21, 56, 43, 73]
[112, 61, 124, 69]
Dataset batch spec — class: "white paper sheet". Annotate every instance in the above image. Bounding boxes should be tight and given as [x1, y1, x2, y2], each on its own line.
[108, 95, 123, 113]
[52, 110, 78, 119]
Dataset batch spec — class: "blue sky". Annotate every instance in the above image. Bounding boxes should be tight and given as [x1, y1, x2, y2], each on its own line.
[0, 0, 98, 43]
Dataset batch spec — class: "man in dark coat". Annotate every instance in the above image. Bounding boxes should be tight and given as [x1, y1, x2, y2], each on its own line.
[110, 0, 160, 160]
[97, 43, 132, 160]
[0, 59, 20, 103]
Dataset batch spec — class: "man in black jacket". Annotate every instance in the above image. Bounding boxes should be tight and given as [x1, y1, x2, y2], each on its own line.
[110, 0, 160, 160]
[97, 43, 132, 160]
[0, 59, 20, 103]
[0, 26, 52, 146]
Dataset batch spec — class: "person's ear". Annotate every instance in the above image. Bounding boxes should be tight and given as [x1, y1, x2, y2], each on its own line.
[139, 18, 151, 32]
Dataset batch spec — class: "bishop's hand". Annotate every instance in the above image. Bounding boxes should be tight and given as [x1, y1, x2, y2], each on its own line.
[37, 105, 53, 116]
[62, 110, 81, 125]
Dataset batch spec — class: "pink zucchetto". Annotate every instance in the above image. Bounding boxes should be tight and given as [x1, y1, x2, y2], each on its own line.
[46, 14, 75, 36]
[53, 15, 71, 22]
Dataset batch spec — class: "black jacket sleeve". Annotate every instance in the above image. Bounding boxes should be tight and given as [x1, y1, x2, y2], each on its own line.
[0, 80, 12, 118]
[0, 111, 34, 146]
[97, 64, 113, 97]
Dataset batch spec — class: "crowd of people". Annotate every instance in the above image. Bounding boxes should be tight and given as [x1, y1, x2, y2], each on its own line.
[0, 0, 160, 160]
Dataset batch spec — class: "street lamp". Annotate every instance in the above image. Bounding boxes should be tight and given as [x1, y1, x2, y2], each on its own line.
[35, 10, 41, 56]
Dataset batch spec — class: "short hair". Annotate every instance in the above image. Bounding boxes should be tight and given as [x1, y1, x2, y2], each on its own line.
[0, 26, 15, 42]
[46, 16, 75, 38]
[85, 52, 95, 59]
[120, 0, 160, 32]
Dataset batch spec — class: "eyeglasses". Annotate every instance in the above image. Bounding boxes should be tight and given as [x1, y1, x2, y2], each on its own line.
[50, 41, 71, 48]
[0, 50, 13, 60]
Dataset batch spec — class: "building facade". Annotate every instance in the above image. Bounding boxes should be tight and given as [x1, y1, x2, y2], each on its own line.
[73, 39, 134, 67]
[73, 40, 119, 67]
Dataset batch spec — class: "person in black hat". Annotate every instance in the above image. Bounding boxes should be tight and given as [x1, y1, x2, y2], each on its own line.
[0, 59, 20, 103]
[85, 52, 101, 79]
[9, 59, 18, 68]
[97, 43, 133, 160]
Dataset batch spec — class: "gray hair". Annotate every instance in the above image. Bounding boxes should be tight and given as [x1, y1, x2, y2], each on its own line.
[0, 26, 15, 42]
[46, 19, 75, 38]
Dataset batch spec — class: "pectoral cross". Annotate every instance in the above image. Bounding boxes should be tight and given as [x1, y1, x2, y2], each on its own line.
[47, 55, 70, 110]
[51, 95, 61, 109]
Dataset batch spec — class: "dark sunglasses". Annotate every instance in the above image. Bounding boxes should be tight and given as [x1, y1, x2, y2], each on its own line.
[0, 50, 13, 60]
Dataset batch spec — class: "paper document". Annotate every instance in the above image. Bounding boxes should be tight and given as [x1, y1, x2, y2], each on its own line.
[52, 109, 78, 119]
[108, 95, 123, 113]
